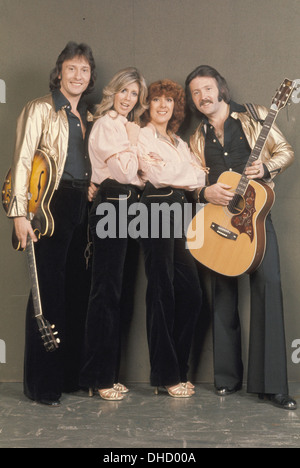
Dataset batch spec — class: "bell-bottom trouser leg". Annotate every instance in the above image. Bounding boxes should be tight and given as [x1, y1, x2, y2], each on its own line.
[141, 234, 202, 387]
[23, 185, 89, 401]
[212, 215, 288, 395]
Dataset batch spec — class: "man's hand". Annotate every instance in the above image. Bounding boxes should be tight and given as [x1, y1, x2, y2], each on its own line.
[204, 183, 234, 206]
[245, 160, 264, 179]
[13, 217, 37, 250]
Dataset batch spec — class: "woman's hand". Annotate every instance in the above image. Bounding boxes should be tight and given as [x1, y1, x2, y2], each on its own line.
[125, 121, 140, 145]
[88, 182, 98, 202]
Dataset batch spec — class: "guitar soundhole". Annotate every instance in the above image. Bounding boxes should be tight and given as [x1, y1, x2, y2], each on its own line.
[228, 194, 245, 215]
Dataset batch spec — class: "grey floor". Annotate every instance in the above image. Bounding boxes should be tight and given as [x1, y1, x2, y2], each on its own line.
[0, 382, 300, 448]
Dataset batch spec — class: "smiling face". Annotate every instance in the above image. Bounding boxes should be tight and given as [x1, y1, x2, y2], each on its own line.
[59, 55, 91, 101]
[113, 82, 139, 117]
[189, 76, 223, 117]
[149, 95, 175, 130]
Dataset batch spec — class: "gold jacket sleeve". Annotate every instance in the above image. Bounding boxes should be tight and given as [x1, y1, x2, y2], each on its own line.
[7, 94, 69, 218]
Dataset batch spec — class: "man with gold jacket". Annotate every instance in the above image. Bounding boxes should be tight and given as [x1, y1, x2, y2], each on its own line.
[7, 42, 97, 406]
[185, 65, 297, 410]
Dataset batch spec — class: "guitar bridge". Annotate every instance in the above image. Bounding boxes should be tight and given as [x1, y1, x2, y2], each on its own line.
[211, 223, 237, 241]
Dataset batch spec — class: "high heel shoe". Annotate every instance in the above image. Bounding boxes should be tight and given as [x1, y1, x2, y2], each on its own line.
[154, 383, 194, 398]
[88, 387, 124, 401]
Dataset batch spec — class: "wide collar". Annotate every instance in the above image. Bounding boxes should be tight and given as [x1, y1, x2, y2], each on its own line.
[147, 122, 180, 148]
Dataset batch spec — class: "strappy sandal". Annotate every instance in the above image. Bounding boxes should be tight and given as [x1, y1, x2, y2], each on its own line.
[98, 388, 124, 401]
[113, 383, 129, 393]
[154, 383, 194, 398]
[182, 381, 195, 390]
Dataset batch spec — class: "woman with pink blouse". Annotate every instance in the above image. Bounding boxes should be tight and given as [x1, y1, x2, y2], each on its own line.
[137, 79, 205, 398]
[80, 67, 148, 401]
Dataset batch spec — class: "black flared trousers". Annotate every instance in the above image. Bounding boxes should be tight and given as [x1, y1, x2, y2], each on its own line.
[212, 214, 289, 395]
[80, 180, 141, 389]
[140, 184, 202, 387]
[24, 181, 90, 401]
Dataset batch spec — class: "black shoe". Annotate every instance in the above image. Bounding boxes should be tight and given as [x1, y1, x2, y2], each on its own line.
[270, 394, 297, 410]
[38, 399, 61, 407]
[258, 393, 297, 410]
[216, 385, 241, 396]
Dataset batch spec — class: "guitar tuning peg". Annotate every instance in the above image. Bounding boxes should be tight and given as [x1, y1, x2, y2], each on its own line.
[56, 338, 61, 344]
[51, 324, 55, 329]
[53, 331, 58, 335]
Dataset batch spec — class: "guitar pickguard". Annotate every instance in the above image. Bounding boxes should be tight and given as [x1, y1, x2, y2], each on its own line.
[231, 185, 256, 242]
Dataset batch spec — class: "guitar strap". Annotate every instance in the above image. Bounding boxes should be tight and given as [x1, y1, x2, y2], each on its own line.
[245, 103, 265, 126]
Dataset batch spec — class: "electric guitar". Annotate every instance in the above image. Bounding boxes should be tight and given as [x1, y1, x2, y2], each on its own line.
[187, 78, 296, 277]
[2, 149, 60, 351]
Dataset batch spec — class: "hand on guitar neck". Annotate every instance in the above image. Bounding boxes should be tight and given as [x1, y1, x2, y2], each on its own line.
[244, 160, 265, 180]
[13, 216, 38, 250]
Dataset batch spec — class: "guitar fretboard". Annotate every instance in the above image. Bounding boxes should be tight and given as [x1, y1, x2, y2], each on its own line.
[26, 237, 42, 318]
[235, 108, 278, 196]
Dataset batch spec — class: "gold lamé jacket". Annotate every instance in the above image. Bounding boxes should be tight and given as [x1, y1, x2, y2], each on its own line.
[189, 103, 294, 190]
[7, 93, 93, 218]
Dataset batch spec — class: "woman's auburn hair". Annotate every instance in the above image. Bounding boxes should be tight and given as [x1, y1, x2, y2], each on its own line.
[142, 79, 185, 133]
[93, 67, 148, 123]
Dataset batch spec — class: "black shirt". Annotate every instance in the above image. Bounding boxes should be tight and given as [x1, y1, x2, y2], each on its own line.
[52, 89, 91, 181]
[203, 101, 251, 185]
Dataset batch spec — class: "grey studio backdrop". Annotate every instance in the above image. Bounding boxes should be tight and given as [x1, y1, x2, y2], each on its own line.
[0, 0, 300, 384]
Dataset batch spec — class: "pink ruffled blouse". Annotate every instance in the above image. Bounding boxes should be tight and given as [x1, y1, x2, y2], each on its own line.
[137, 123, 205, 190]
[88, 111, 144, 188]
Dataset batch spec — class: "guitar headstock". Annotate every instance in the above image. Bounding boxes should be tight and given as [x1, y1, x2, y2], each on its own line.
[271, 78, 296, 111]
[36, 316, 60, 352]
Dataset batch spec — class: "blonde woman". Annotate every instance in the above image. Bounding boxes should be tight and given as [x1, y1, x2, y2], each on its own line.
[80, 68, 148, 401]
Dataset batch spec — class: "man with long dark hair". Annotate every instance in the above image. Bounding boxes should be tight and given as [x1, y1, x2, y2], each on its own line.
[7, 42, 97, 406]
[185, 65, 297, 410]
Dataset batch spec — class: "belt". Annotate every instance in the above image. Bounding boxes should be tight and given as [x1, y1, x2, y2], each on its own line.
[59, 179, 89, 189]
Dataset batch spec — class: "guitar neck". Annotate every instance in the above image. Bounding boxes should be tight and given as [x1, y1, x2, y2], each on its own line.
[26, 235, 60, 352]
[26, 236, 43, 319]
[236, 108, 278, 196]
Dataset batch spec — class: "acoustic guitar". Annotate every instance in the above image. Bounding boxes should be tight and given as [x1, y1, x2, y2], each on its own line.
[2, 149, 60, 352]
[187, 79, 295, 277]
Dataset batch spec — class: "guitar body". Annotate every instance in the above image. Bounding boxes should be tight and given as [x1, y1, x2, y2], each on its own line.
[2, 149, 60, 351]
[187, 171, 275, 277]
[2, 149, 57, 250]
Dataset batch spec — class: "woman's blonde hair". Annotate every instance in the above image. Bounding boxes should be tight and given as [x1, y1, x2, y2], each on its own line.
[94, 67, 148, 122]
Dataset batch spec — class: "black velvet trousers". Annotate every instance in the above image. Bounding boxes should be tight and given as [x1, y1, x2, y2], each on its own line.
[140, 184, 202, 387]
[212, 214, 289, 395]
[24, 182, 90, 401]
[80, 180, 141, 389]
